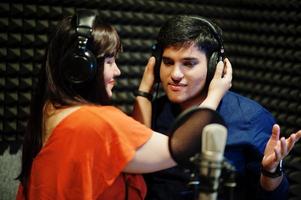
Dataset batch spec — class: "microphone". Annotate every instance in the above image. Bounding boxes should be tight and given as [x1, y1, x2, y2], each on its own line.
[198, 123, 227, 200]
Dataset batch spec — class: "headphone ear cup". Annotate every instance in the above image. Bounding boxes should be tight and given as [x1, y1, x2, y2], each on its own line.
[61, 49, 97, 84]
[207, 51, 219, 83]
[152, 44, 162, 83]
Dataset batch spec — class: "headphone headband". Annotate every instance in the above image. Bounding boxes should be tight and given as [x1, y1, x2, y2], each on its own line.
[76, 10, 95, 37]
[190, 16, 224, 60]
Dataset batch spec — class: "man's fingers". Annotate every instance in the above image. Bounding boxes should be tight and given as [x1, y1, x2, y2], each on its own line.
[295, 130, 301, 141]
[274, 146, 281, 161]
[280, 137, 287, 156]
[271, 124, 281, 140]
[286, 134, 296, 153]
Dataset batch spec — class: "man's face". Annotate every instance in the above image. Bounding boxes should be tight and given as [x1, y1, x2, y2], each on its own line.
[160, 44, 208, 108]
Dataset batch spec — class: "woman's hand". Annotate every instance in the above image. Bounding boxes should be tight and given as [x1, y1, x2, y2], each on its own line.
[138, 56, 156, 93]
[201, 58, 232, 110]
[132, 57, 156, 127]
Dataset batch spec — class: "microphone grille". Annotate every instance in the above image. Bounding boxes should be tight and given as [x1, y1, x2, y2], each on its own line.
[202, 123, 227, 154]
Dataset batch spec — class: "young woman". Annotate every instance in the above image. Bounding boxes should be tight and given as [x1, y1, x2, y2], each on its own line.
[16, 11, 232, 200]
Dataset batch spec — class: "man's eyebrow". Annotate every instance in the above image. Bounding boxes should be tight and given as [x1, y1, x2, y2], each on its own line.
[181, 57, 199, 61]
[162, 56, 198, 61]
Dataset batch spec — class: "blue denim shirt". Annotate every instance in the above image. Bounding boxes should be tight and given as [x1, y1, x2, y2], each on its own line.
[145, 91, 288, 200]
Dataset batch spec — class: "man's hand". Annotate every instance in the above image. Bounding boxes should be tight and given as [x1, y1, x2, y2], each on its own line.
[262, 124, 301, 172]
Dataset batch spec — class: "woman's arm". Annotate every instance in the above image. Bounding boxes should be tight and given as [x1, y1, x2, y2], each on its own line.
[123, 131, 177, 173]
[132, 57, 156, 127]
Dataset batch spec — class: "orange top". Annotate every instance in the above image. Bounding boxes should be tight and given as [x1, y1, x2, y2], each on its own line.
[16, 105, 152, 200]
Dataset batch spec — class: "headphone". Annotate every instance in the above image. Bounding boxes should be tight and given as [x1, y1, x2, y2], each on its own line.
[152, 16, 225, 83]
[61, 10, 97, 84]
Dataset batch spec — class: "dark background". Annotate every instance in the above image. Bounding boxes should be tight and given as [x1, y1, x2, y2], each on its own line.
[0, 0, 300, 199]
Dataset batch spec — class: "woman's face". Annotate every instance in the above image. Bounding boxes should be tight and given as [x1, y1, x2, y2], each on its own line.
[103, 57, 121, 97]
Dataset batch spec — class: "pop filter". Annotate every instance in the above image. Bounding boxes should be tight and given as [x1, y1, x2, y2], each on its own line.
[168, 107, 226, 169]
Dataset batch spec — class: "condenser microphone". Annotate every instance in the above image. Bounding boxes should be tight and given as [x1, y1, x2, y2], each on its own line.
[199, 123, 227, 200]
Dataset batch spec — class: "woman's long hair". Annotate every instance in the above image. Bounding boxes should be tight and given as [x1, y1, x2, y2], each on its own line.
[17, 14, 122, 198]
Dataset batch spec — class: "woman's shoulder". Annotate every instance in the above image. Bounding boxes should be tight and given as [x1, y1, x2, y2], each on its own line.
[48, 105, 126, 139]
[45, 105, 122, 132]
[69, 105, 132, 126]
[80, 104, 125, 117]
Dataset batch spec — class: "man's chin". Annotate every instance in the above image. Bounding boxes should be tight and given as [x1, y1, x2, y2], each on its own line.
[167, 93, 206, 109]
[168, 95, 185, 104]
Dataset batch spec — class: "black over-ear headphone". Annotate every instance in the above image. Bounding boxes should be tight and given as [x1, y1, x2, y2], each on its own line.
[152, 16, 225, 83]
[61, 10, 97, 84]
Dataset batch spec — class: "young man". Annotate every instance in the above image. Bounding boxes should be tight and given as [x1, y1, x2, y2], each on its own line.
[133, 15, 301, 200]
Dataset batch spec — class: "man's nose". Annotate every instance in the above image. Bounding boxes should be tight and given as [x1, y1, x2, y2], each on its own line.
[170, 65, 184, 81]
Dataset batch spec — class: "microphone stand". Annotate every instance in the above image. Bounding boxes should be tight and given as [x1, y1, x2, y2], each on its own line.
[188, 154, 236, 200]
[221, 159, 236, 200]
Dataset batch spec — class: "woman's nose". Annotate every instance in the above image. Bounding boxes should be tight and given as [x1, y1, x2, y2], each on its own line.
[114, 64, 121, 76]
